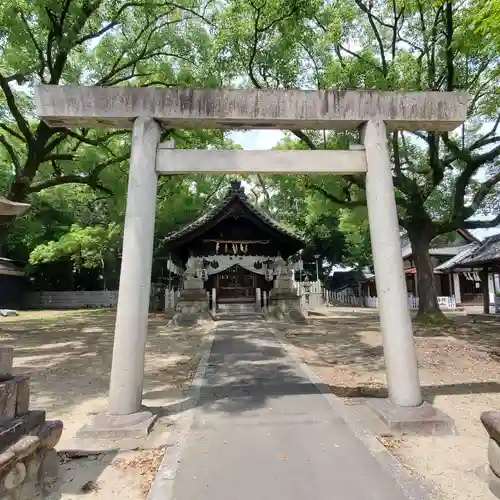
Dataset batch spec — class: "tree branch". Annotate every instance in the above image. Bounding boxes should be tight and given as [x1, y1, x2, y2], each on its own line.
[44, 153, 75, 162]
[353, 0, 388, 76]
[469, 171, 500, 213]
[203, 176, 227, 207]
[0, 124, 24, 142]
[29, 153, 128, 194]
[291, 130, 316, 150]
[18, 10, 47, 82]
[0, 134, 21, 174]
[75, 21, 119, 46]
[0, 75, 33, 144]
[339, 44, 384, 75]
[444, 0, 454, 91]
[307, 183, 366, 207]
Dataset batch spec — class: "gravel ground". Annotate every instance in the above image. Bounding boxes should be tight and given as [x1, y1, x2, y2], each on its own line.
[0, 310, 210, 500]
[277, 307, 500, 500]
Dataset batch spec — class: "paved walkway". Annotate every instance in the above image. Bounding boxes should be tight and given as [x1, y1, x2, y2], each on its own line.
[168, 320, 417, 500]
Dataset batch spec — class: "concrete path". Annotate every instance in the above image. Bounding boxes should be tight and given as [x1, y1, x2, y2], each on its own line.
[166, 320, 418, 500]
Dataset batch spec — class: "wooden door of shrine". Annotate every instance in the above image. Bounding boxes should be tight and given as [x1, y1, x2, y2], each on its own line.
[217, 265, 255, 300]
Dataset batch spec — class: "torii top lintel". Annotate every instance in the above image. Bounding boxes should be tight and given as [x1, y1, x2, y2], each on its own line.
[35, 85, 469, 132]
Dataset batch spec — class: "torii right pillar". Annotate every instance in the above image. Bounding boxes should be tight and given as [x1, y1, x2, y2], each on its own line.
[363, 120, 455, 433]
[363, 121, 421, 407]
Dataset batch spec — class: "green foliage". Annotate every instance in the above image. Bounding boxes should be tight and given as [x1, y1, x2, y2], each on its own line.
[0, 0, 220, 204]
[338, 208, 371, 266]
[29, 222, 121, 269]
[472, 0, 500, 51]
[1, 0, 498, 303]
[213, 0, 500, 313]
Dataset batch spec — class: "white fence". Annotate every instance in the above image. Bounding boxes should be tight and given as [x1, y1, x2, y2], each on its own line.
[296, 280, 324, 309]
[27, 290, 118, 309]
[165, 289, 181, 312]
[324, 290, 457, 310]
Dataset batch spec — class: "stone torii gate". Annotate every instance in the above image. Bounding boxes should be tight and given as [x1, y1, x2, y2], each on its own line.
[36, 86, 468, 437]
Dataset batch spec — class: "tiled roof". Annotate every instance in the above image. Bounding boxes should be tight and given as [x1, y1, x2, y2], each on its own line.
[402, 243, 473, 259]
[429, 245, 476, 256]
[162, 180, 304, 245]
[458, 233, 500, 266]
[434, 243, 481, 271]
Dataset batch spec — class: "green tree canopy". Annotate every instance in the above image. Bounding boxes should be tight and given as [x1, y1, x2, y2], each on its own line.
[213, 0, 500, 316]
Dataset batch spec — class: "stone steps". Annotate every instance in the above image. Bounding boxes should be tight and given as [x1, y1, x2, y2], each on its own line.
[213, 302, 264, 321]
[214, 312, 265, 321]
[217, 302, 256, 314]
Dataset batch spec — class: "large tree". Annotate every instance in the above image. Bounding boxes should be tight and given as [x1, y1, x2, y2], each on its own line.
[0, 0, 218, 207]
[214, 0, 500, 316]
[10, 172, 235, 290]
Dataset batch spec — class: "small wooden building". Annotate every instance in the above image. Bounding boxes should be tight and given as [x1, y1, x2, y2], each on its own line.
[0, 258, 29, 309]
[0, 198, 30, 309]
[161, 181, 305, 310]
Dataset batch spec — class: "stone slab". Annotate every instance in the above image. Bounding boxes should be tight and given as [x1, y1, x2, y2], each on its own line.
[36, 86, 469, 132]
[488, 467, 500, 499]
[76, 410, 157, 439]
[0, 378, 18, 419]
[182, 278, 204, 291]
[15, 377, 29, 417]
[489, 438, 500, 477]
[366, 398, 457, 435]
[0, 411, 46, 453]
[156, 149, 367, 175]
[178, 290, 206, 301]
[481, 411, 500, 443]
[0, 347, 13, 380]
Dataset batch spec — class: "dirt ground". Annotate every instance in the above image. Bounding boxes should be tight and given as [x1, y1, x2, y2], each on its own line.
[277, 306, 500, 500]
[0, 309, 210, 499]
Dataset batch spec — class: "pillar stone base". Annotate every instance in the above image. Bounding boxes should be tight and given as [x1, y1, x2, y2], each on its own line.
[268, 291, 306, 323]
[366, 399, 456, 436]
[171, 289, 210, 326]
[76, 410, 157, 440]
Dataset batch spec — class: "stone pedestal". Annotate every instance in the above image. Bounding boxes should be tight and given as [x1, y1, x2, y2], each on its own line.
[268, 290, 306, 323]
[76, 410, 156, 439]
[0, 347, 63, 499]
[184, 277, 204, 290]
[481, 411, 500, 498]
[366, 399, 456, 435]
[0, 347, 13, 381]
[171, 288, 209, 326]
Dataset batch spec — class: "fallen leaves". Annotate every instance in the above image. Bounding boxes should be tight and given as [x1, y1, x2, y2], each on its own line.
[113, 447, 165, 499]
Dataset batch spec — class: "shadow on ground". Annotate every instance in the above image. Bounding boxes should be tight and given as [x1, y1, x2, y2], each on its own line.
[0, 311, 206, 433]
[4, 308, 500, 420]
[47, 451, 118, 498]
[271, 308, 500, 405]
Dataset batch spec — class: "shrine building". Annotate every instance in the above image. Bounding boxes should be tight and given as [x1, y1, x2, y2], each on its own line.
[161, 181, 305, 314]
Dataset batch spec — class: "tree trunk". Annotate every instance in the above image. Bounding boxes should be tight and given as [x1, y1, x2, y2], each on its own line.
[407, 230, 441, 316]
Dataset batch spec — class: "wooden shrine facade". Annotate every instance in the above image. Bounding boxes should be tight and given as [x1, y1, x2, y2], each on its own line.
[161, 181, 305, 302]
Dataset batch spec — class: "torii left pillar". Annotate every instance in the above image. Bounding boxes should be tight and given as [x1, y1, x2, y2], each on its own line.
[77, 117, 160, 438]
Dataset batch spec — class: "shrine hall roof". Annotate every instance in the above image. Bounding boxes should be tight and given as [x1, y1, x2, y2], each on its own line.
[162, 180, 305, 251]
[455, 233, 500, 268]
